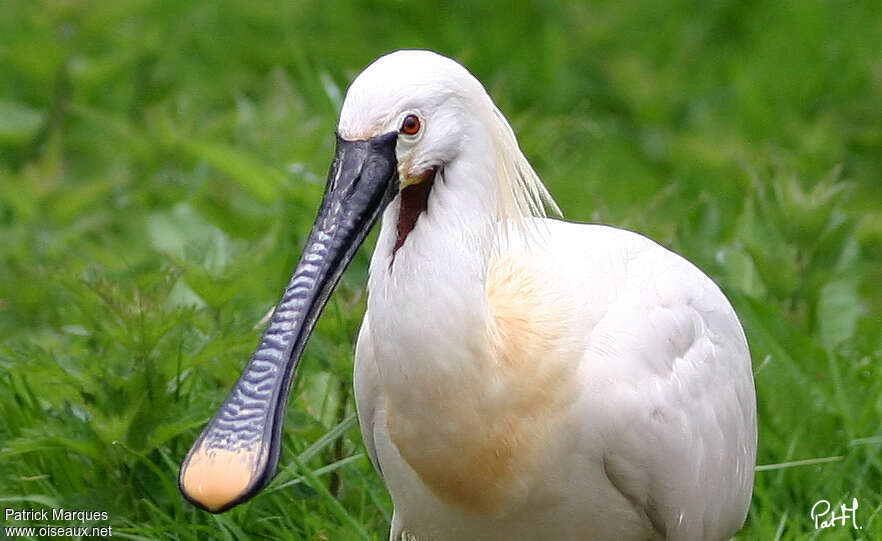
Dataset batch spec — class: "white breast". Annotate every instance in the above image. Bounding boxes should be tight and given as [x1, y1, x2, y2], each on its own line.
[355, 219, 756, 541]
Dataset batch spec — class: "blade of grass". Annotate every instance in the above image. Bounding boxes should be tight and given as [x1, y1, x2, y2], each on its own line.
[269, 453, 364, 492]
[755, 455, 843, 472]
[289, 453, 371, 541]
[297, 413, 358, 464]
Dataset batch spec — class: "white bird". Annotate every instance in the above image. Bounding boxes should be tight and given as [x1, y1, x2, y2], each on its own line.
[179, 50, 757, 541]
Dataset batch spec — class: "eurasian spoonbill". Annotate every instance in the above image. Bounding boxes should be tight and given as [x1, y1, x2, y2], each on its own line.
[180, 49, 757, 541]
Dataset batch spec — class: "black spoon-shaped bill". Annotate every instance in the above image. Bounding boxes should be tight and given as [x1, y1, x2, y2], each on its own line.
[179, 131, 398, 513]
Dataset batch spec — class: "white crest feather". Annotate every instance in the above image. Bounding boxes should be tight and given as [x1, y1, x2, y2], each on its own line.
[486, 103, 562, 241]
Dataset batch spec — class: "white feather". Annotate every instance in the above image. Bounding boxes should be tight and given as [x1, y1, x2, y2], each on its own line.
[346, 50, 756, 541]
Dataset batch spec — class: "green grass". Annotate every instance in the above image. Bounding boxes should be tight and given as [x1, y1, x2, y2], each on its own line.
[2, 0, 881, 539]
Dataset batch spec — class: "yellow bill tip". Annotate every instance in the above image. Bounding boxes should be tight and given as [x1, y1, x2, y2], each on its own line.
[179, 444, 260, 513]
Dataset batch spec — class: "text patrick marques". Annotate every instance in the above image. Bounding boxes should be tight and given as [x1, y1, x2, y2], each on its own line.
[4, 507, 113, 537]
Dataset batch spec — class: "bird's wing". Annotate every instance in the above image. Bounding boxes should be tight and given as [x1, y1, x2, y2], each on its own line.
[583, 242, 757, 541]
[354, 312, 384, 478]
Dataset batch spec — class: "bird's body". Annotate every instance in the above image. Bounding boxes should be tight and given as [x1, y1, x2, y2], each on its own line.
[357, 219, 755, 541]
[344, 51, 756, 541]
[180, 49, 756, 541]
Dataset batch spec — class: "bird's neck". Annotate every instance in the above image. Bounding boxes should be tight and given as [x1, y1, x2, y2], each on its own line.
[367, 149, 501, 419]
[368, 155, 498, 378]
[364, 157, 582, 516]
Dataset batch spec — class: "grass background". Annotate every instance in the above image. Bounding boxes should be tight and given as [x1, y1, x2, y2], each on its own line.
[1, 0, 881, 539]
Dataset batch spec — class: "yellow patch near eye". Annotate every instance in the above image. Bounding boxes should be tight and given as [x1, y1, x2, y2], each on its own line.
[398, 164, 435, 189]
[180, 443, 260, 512]
[398, 174, 423, 189]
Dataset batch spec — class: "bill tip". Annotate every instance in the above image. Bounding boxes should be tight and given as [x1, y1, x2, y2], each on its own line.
[180, 444, 260, 513]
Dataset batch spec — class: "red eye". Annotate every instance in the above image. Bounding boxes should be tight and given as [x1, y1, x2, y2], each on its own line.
[400, 114, 421, 135]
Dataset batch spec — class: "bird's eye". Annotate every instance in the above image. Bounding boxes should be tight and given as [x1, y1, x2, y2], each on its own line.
[400, 114, 421, 136]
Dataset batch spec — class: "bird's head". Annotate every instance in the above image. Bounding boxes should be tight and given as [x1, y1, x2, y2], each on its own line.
[335, 50, 559, 259]
[339, 50, 489, 188]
